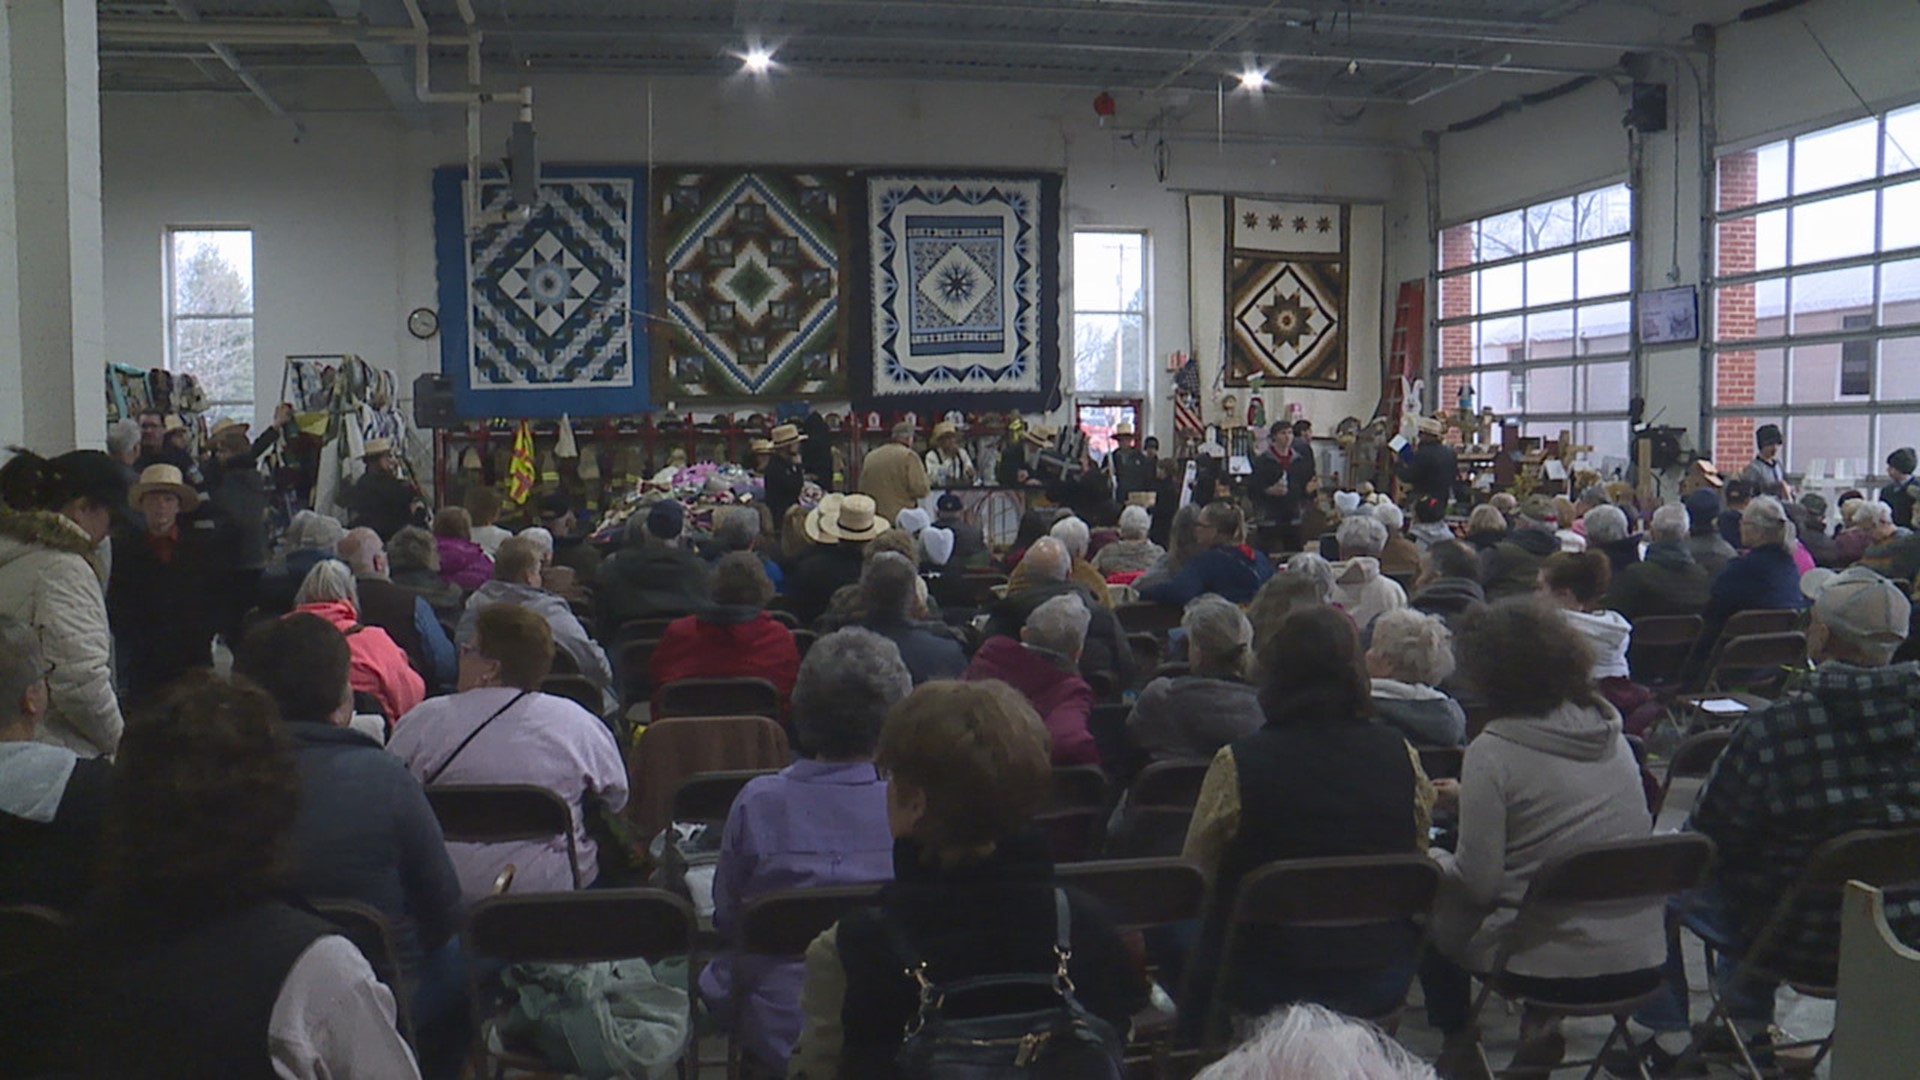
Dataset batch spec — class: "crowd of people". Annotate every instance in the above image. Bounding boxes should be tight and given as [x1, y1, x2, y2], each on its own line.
[3, 414, 1918, 1080]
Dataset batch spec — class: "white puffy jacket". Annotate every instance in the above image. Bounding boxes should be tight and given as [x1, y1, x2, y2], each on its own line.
[0, 510, 122, 756]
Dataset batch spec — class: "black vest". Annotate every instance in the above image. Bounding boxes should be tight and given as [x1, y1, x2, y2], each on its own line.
[74, 902, 336, 1079]
[356, 575, 429, 680]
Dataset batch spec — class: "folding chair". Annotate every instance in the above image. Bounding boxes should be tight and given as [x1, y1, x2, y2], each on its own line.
[1701, 631, 1806, 695]
[313, 900, 416, 1049]
[1417, 745, 1465, 782]
[671, 768, 778, 829]
[1114, 602, 1183, 637]
[655, 676, 781, 722]
[1717, 608, 1803, 642]
[791, 628, 817, 658]
[548, 647, 581, 675]
[1651, 729, 1732, 818]
[1057, 857, 1208, 934]
[618, 616, 682, 643]
[425, 783, 582, 889]
[1627, 615, 1704, 690]
[539, 672, 603, 716]
[1673, 827, 1920, 1078]
[1037, 764, 1113, 863]
[625, 715, 791, 841]
[1126, 632, 1165, 680]
[962, 572, 1009, 609]
[1087, 703, 1140, 785]
[728, 885, 885, 1078]
[1103, 759, 1212, 859]
[1463, 833, 1715, 1079]
[1204, 854, 1442, 1049]
[618, 636, 662, 710]
[1830, 881, 1920, 1077]
[463, 889, 698, 1080]
[766, 608, 801, 630]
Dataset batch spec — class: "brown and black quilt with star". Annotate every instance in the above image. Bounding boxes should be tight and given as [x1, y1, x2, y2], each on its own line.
[1224, 197, 1349, 390]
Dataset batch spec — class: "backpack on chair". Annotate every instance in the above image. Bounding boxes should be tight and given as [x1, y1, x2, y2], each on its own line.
[883, 889, 1124, 1079]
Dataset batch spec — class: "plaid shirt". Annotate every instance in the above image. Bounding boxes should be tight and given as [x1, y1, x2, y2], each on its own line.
[1689, 660, 1920, 979]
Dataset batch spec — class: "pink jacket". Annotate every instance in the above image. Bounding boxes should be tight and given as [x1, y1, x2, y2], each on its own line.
[436, 536, 494, 591]
[293, 599, 427, 723]
[962, 636, 1098, 766]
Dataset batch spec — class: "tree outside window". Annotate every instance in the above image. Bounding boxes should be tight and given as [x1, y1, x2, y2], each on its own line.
[168, 229, 254, 422]
[1073, 231, 1149, 397]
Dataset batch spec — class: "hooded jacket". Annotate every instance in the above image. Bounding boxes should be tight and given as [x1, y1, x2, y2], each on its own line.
[1561, 607, 1633, 680]
[1126, 674, 1265, 764]
[1409, 576, 1486, 633]
[962, 637, 1098, 766]
[1370, 679, 1466, 747]
[595, 540, 714, 631]
[1603, 540, 1711, 622]
[292, 599, 427, 723]
[0, 512, 121, 756]
[460, 580, 614, 706]
[1328, 556, 1407, 631]
[1433, 698, 1661, 977]
[1480, 526, 1561, 601]
[1407, 521, 1455, 552]
[434, 536, 493, 592]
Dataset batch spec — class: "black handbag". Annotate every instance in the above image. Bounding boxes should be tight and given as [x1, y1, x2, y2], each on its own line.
[883, 889, 1125, 1079]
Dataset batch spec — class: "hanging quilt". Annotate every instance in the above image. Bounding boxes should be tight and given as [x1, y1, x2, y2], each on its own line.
[653, 169, 850, 401]
[853, 173, 1061, 411]
[1225, 197, 1350, 390]
[432, 165, 650, 418]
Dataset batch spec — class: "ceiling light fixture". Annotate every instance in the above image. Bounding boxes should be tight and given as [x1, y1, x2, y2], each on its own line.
[1238, 67, 1268, 92]
[742, 47, 774, 74]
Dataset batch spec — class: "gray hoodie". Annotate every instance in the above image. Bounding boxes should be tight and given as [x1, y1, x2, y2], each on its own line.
[459, 580, 614, 708]
[1125, 674, 1265, 763]
[1370, 678, 1466, 746]
[1432, 698, 1662, 977]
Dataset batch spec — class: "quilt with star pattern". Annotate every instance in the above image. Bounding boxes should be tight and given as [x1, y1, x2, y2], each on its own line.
[652, 168, 851, 401]
[853, 173, 1061, 411]
[432, 165, 651, 418]
[1225, 196, 1350, 390]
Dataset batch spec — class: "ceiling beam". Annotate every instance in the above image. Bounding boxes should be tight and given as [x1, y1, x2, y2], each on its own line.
[324, 0, 432, 128]
[164, 0, 304, 137]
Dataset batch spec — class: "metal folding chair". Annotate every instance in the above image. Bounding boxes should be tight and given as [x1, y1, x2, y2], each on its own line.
[1701, 631, 1807, 695]
[539, 672, 603, 716]
[426, 783, 582, 889]
[1037, 764, 1113, 863]
[670, 768, 778, 829]
[655, 676, 782, 722]
[1651, 729, 1732, 818]
[727, 885, 884, 1078]
[1114, 602, 1183, 637]
[313, 899, 416, 1049]
[625, 715, 791, 840]
[1627, 614, 1704, 690]
[1103, 759, 1212, 858]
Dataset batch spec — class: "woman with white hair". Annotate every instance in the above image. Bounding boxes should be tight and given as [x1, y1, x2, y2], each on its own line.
[1857, 497, 1920, 581]
[289, 559, 425, 724]
[1126, 595, 1263, 764]
[1370, 502, 1421, 578]
[1365, 609, 1466, 746]
[1700, 495, 1807, 650]
[1329, 515, 1408, 631]
[1602, 503, 1712, 621]
[1092, 504, 1166, 577]
[1196, 1003, 1438, 1080]
[1582, 504, 1640, 576]
[259, 508, 349, 613]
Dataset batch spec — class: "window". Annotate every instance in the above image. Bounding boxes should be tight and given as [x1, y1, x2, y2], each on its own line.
[1710, 103, 1920, 483]
[167, 228, 254, 422]
[1435, 183, 1635, 468]
[1073, 231, 1149, 397]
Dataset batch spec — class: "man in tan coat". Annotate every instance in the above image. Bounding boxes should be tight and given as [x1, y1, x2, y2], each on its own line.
[859, 421, 931, 523]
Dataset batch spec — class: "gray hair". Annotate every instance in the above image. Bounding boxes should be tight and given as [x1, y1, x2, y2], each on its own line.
[1022, 536, 1072, 583]
[388, 525, 439, 572]
[711, 506, 759, 552]
[1283, 553, 1336, 601]
[516, 526, 555, 559]
[1742, 494, 1795, 547]
[1579, 484, 1612, 508]
[1183, 595, 1253, 679]
[1649, 504, 1690, 544]
[791, 627, 912, 758]
[1467, 504, 1507, 534]
[1337, 514, 1389, 557]
[1583, 504, 1630, 545]
[336, 527, 384, 576]
[1372, 502, 1405, 532]
[1118, 504, 1151, 541]
[1852, 499, 1894, 529]
[1024, 593, 1091, 656]
[1049, 515, 1091, 559]
[861, 551, 921, 620]
[105, 418, 142, 458]
[285, 510, 346, 554]
[1195, 1003, 1438, 1080]
[0, 614, 45, 729]
[294, 558, 359, 609]
[1367, 608, 1456, 686]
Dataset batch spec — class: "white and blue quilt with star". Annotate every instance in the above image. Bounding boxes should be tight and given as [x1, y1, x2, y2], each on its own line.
[855, 173, 1061, 411]
[432, 165, 650, 418]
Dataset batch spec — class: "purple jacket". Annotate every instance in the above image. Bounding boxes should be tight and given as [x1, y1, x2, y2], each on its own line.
[435, 536, 493, 592]
[696, 760, 894, 1070]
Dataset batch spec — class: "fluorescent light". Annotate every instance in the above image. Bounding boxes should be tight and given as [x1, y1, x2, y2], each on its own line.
[1238, 67, 1268, 91]
[743, 47, 774, 74]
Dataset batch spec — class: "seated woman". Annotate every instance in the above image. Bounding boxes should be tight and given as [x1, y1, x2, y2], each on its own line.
[1246, 554, 1335, 655]
[388, 525, 467, 625]
[648, 551, 801, 709]
[431, 506, 493, 592]
[1535, 552, 1631, 681]
[1181, 605, 1432, 1028]
[788, 680, 1146, 1078]
[1132, 503, 1201, 596]
[1422, 597, 1663, 1074]
[699, 628, 909, 1074]
[1139, 501, 1276, 607]
[1699, 495, 1808, 651]
[388, 604, 628, 903]
[1365, 608, 1466, 747]
[1091, 504, 1165, 579]
[0, 614, 111, 910]
[291, 560, 426, 725]
[1127, 595, 1263, 764]
[1462, 503, 1509, 552]
[53, 673, 418, 1078]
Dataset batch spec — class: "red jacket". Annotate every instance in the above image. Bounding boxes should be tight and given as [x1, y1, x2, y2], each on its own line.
[292, 599, 427, 723]
[962, 637, 1098, 766]
[648, 609, 800, 710]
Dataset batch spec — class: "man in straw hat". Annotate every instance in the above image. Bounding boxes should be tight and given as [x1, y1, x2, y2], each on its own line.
[342, 438, 424, 540]
[787, 493, 889, 625]
[764, 423, 808, 522]
[1107, 419, 1153, 501]
[996, 420, 1054, 487]
[109, 464, 225, 697]
[860, 420, 931, 523]
[923, 420, 977, 488]
[1396, 414, 1458, 506]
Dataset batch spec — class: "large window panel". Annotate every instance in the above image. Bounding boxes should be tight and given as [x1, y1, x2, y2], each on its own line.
[166, 228, 254, 420]
[1072, 230, 1149, 397]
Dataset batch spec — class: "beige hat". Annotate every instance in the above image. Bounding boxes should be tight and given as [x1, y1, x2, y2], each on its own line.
[821, 493, 889, 542]
[162, 415, 186, 434]
[1022, 423, 1056, 446]
[130, 463, 200, 511]
[209, 417, 250, 438]
[932, 420, 959, 440]
[749, 437, 774, 456]
[1114, 420, 1136, 437]
[804, 493, 845, 544]
[770, 423, 806, 447]
[1416, 416, 1446, 436]
[362, 438, 394, 459]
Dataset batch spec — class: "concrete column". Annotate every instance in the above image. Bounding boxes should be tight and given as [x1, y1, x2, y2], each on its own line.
[2, 0, 106, 452]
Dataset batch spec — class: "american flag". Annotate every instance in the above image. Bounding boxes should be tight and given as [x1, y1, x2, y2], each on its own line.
[1172, 352, 1204, 434]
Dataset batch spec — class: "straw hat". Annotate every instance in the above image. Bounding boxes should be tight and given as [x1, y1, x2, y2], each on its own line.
[162, 415, 186, 434]
[209, 417, 250, 438]
[1022, 423, 1056, 446]
[749, 437, 774, 456]
[1416, 416, 1446, 436]
[770, 423, 806, 447]
[819, 493, 889, 542]
[361, 438, 394, 460]
[931, 420, 959, 440]
[804, 493, 846, 544]
[130, 463, 200, 511]
[1114, 420, 1136, 437]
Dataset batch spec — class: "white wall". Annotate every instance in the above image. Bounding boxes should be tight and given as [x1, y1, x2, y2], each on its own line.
[100, 74, 1408, 457]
